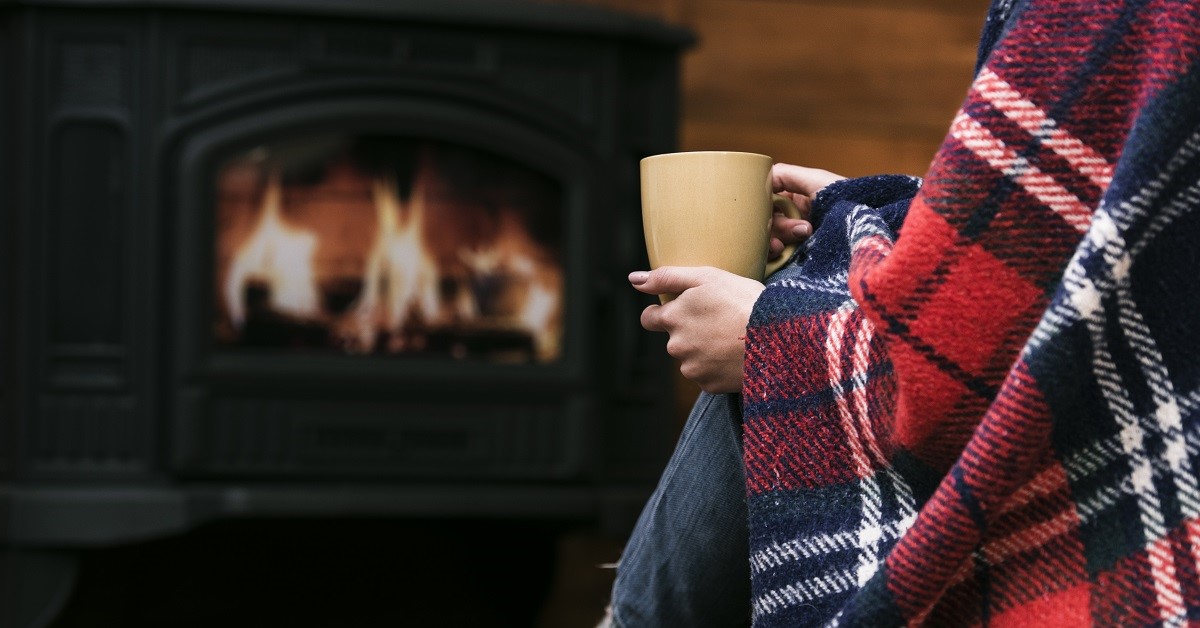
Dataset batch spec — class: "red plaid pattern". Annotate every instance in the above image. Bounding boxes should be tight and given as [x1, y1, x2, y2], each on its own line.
[742, 0, 1200, 624]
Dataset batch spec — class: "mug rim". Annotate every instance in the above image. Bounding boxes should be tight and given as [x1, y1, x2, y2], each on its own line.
[640, 150, 771, 164]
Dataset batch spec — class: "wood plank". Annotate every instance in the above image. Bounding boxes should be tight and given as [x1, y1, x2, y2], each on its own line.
[679, 0, 987, 133]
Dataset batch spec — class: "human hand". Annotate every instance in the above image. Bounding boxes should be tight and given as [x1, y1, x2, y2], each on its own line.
[629, 266, 765, 393]
[767, 164, 845, 261]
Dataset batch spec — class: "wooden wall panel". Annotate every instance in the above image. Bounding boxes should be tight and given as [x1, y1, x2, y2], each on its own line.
[546, 0, 991, 174]
[677, 0, 989, 176]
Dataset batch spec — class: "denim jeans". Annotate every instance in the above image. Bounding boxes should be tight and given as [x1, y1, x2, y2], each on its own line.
[608, 392, 751, 627]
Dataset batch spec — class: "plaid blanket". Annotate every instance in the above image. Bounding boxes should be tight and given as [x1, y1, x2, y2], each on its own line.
[741, 0, 1200, 625]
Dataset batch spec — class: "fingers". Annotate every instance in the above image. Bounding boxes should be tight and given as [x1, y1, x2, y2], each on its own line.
[770, 163, 845, 197]
[768, 237, 785, 260]
[768, 163, 838, 250]
[774, 190, 812, 221]
[640, 303, 666, 333]
[771, 212, 812, 241]
[628, 266, 722, 297]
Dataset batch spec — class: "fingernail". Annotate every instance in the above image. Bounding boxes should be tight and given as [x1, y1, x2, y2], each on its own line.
[628, 271, 649, 285]
[794, 223, 811, 237]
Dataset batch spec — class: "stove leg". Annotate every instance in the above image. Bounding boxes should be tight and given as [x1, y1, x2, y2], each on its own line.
[0, 548, 79, 628]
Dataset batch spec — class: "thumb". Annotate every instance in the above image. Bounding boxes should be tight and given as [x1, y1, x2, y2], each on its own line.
[629, 266, 719, 296]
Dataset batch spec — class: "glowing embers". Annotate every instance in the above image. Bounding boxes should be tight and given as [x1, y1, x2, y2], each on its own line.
[214, 137, 564, 363]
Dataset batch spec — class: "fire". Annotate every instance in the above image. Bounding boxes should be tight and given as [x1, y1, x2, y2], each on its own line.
[223, 170, 321, 328]
[347, 173, 441, 352]
[217, 142, 564, 363]
[458, 212, 563, 361]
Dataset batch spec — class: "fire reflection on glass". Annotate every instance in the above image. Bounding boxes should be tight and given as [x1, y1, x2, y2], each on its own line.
[213, 135, 564, 363]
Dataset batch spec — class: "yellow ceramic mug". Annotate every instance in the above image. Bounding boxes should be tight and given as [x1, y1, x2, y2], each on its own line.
[640, 151, 801, 302]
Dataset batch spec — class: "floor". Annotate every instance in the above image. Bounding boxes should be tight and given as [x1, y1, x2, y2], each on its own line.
[48, 518, 625, 628]
[535, 530, 624, 628]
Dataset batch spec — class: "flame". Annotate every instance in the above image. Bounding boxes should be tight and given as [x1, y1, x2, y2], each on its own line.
[347, 171, 441, 352]
[217, 144, 564, 362]
[458, 212, 563, 361]
[223, 170, 321, 327]
[515, 261, 562, 361]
